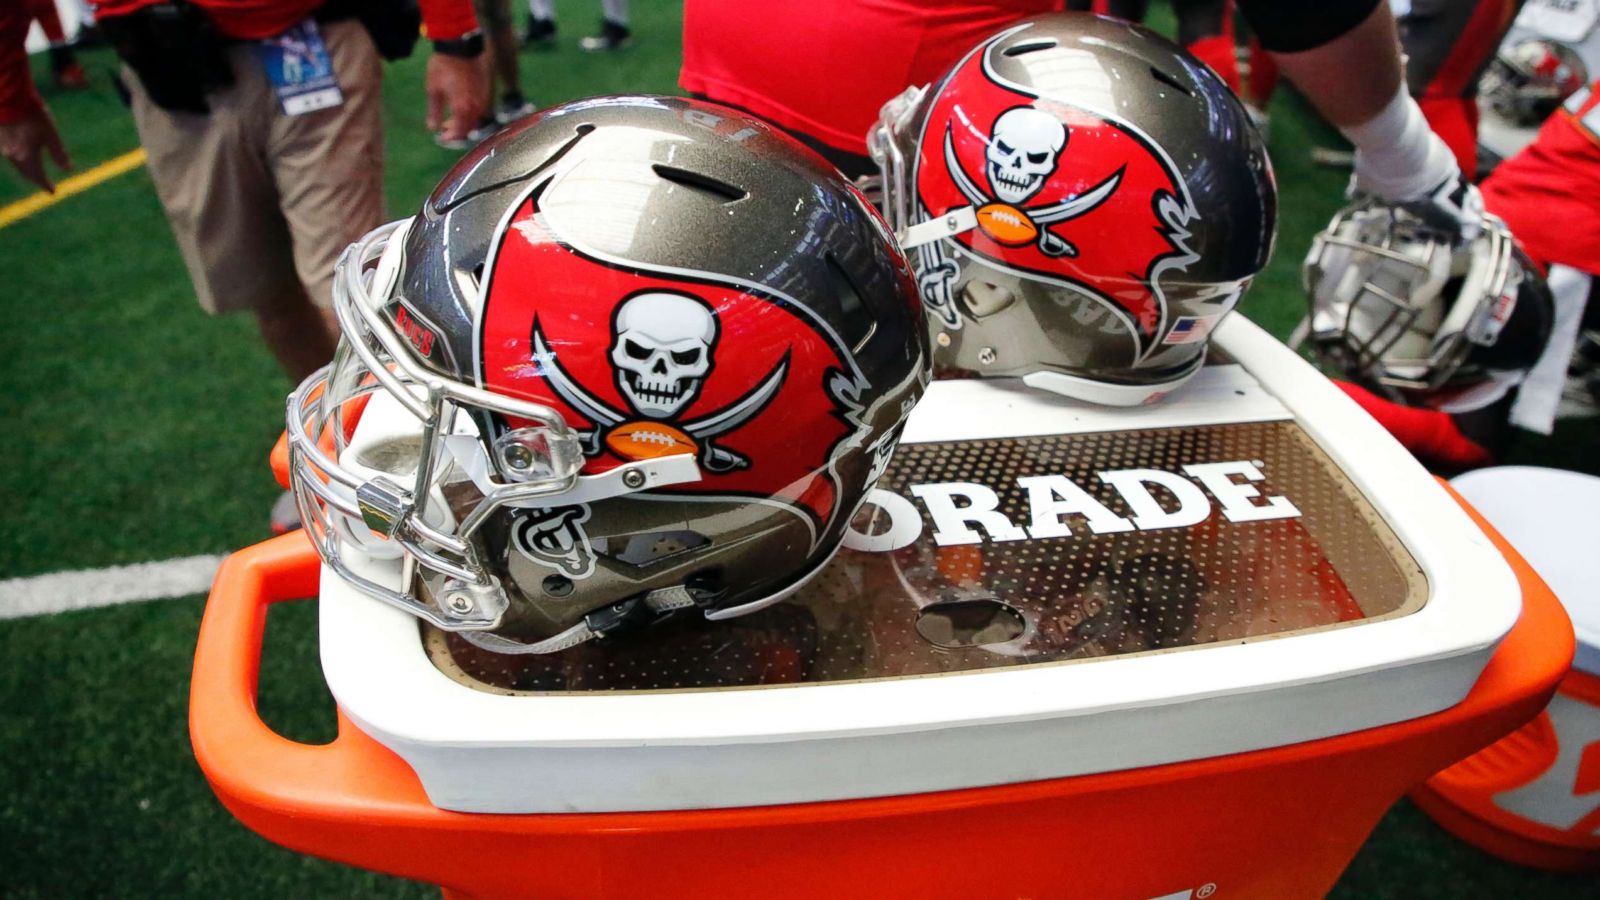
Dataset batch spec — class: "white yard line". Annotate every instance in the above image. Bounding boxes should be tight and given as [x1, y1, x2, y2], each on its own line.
[0, 554, 227, 619]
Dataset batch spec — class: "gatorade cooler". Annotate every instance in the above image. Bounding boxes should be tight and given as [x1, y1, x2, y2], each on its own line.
[1411, 466, 1600, 872]
[191, 316, 1572, 899]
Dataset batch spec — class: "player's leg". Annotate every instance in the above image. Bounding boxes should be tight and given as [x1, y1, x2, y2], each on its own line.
[267, 20, 387, 375]
[123, 43, 324, 379]
[525, 0, 555, 48]
[29, 0, 87, 88]
[1174, 0, 1241, 93]
[580, 0, 630, 51]
[1400, 0, 1523, 177]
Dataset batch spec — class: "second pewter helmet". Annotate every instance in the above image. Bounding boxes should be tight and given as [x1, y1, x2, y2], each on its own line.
[871, 13, 1277, 406]
[286, 96, 929, 654]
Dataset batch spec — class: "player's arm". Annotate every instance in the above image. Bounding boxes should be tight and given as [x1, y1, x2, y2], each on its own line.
[418, 0, 488, 143]
[1240, 0, 1480, 240]
[0, 0, 71, 192]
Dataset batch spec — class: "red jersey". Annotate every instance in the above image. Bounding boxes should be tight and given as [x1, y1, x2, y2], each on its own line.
[92, 0, 476, 42]
[1482, 82, 1600, 276]
[679, 0, 1062, 156]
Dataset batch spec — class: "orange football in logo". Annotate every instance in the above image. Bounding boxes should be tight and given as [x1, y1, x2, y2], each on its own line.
[975, 203, 1039, 246]
[605, 421, 699, 460]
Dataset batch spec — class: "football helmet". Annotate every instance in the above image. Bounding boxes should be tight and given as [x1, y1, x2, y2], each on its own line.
[287, 96, 929, 654]
[1483, 39, 1589, 127]
[870, 14, 1277, 406]
[1302, 199, 1554, 411]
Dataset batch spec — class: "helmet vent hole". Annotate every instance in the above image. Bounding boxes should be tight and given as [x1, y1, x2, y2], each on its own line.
[1003, 39, 1057, 57]
[1148, 66, 1194, 97]
[651, 164, 748, 203]
[430, 125, 594, 215]
[823, 251, 877, 352]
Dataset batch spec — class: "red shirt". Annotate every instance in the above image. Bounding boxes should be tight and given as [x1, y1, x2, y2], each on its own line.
[92, 0, 477, 42]
[1482, 83, 1600, 276]
[679, 0, 1062, 156]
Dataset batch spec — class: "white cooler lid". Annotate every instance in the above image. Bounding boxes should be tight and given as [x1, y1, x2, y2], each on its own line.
[1452, 466, 1600, 674]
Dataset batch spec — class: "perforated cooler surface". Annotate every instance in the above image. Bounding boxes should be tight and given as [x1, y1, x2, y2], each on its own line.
[426, 420, 1426, 693]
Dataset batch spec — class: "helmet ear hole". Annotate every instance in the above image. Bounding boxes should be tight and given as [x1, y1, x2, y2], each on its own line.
[1469, 263, 1555, 374]
[960, 281, 1016, 319]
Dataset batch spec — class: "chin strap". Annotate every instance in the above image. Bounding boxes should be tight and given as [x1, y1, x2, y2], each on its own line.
[457, 582, 712, 656]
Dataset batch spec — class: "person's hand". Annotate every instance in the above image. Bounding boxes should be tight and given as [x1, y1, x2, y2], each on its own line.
[1399, 173, 1485, 245]
[425, 52, 488, 144]
[0, 106, 71, 193]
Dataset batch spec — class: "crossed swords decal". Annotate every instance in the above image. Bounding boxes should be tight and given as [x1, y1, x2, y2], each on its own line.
[945, 123, 1123, 259]
[532, 326, 789, 474]
[914, 122, 1126, 327]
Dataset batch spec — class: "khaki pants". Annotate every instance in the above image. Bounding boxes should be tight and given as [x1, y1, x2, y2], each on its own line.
[126, 19, 385, 314]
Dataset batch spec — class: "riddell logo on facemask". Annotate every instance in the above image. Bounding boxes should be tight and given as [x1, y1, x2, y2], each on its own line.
[843, 459, 1300, 552]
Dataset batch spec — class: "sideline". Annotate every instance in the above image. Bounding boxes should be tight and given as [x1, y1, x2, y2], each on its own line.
[0, 553, 225, 619]
[0, 148, 147, 230]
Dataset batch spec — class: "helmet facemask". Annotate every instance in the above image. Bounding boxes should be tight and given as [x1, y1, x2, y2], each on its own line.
[1304, 201, 1523, 402]
[288, 220, 704, 653]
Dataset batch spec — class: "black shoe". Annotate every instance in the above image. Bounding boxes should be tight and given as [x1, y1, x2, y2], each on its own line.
[579, 19, 631, 52]
[523, 17, 556, 49]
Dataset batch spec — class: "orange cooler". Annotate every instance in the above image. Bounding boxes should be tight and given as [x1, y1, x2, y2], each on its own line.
[1412, 466, 1600, 872]
[194, 317, 1572, 899]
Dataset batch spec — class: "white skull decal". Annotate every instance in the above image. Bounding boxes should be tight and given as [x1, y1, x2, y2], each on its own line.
[985, 107, 1067, 205]
[610, 291, 718, 418]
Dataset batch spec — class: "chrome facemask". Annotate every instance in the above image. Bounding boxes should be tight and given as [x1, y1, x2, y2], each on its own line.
[1303, 202, 1517, 393]
[287, 220, 701, 644]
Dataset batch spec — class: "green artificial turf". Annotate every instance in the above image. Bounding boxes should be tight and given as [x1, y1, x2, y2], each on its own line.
[2, 2, 1598, 896]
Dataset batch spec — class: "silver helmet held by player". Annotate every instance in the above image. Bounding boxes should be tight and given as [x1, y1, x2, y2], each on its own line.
[870, 14, 1277, 406]
[286, 96, 929, 654]
[1302, 198, 1554, 410]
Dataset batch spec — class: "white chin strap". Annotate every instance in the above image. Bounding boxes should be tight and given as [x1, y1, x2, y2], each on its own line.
[900, 206, 979, 249]
[1022, 354, 1205, 408]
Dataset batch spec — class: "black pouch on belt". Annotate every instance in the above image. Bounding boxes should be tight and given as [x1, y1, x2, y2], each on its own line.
[320, 0, 422, 62]
[100, 1, 234, 114]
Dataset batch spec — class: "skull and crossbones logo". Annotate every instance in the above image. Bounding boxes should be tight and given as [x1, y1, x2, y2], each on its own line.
[609, 292, 717, 418]
[533, 290, 788, 473]
[946, 105, 1123, 258]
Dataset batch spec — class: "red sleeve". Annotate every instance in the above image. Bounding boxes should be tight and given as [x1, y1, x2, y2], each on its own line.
[1335, 381, 1495, 470]
[418, 0, 478, 42]
[0, 0, 44, 125]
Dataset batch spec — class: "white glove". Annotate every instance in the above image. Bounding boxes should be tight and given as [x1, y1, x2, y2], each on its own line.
[1344, 86, 1483, 244]
[1399, 174, 1484, 244]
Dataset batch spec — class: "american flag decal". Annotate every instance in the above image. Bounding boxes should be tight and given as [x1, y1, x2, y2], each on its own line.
[1163, 314, 1220, 345]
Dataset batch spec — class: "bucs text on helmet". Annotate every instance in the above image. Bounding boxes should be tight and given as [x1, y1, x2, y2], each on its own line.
[287, 96, 930, 654]
[869, 14, 1276, 406]
[1302, 198, 1554, 412]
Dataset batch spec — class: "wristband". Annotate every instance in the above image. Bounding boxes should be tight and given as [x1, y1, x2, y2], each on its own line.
[432, 29, 484, 58]
[1342, 85, 1457, 202]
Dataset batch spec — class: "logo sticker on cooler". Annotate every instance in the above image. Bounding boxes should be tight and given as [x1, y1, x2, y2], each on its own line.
[844, 459, 1300, 553]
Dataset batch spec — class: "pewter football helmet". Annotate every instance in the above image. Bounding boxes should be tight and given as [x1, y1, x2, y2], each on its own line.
[287, 96, 929, 654]
[1483, 39, 1589, 127]
[870, 14, 1277, 406]
[1303, 199, 1554, 410]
